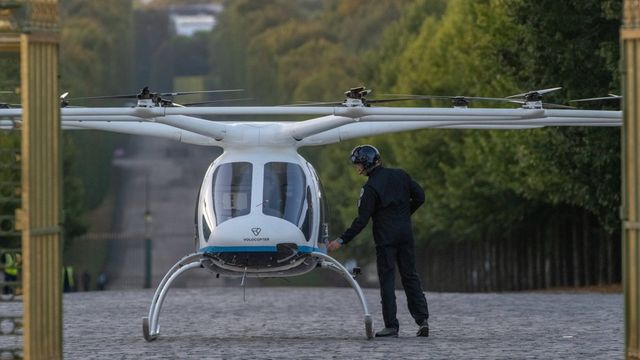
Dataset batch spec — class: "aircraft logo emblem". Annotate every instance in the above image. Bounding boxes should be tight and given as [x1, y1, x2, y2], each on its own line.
[251, 227, 262, 236]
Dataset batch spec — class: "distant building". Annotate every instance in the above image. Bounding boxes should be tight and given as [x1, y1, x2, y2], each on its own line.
[169, 4, 223, 37]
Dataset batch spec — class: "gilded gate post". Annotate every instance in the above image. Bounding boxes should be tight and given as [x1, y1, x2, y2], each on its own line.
[0, 0, 61, 359]
[623, 1, 640, 358]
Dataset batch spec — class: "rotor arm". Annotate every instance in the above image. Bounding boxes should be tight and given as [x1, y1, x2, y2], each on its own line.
[298, 108, 622, 146]
[0, 119, 19, 130]
[543, 109, 621, 119]
[150, 115, 227, 141]
[286, 115, 356, 141]
[62, 121, 219, 146]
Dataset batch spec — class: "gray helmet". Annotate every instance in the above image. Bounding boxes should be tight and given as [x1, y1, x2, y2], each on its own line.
[350, 145, 380, 172]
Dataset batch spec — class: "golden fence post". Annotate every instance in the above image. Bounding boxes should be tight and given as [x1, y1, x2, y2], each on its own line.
[623, 1, 640, 359]
[10, 1, 62, 359]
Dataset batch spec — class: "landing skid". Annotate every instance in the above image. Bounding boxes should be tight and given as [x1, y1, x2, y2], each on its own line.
[312, 252, 373, 339]
[143, 252, 204, 341]
[142, 251, 372, 341]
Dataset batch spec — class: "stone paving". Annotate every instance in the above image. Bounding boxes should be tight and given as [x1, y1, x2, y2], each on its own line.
[52, 286, 622, 359]
[47, 137, 625, 359]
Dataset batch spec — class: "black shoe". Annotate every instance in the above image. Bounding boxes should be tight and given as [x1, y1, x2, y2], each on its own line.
[416, 319, 429, 337]
[375, 327, 399, 338]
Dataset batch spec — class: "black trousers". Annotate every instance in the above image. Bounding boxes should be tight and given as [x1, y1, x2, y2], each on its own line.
[376, 239, 429, 329]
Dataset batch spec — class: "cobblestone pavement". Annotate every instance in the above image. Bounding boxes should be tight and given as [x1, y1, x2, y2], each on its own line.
[55, 287, 622, 359]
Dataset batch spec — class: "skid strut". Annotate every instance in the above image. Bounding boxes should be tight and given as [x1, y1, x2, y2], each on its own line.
[143, 251, 372, 340]
[312, 252, 373, 339]
[143, 252, 204, 341]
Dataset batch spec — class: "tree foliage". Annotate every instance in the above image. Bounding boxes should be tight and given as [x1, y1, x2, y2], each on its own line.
[58, 0, 134, 215]
[3, 0, 620, 283]
[204, 0, 622, 271]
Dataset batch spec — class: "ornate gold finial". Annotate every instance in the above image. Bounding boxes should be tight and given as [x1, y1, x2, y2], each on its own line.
[624, 0, 640, 28]
[22, 1, 59, 33]
[0, 2, 23, 32]
[0, 1, 60, 33]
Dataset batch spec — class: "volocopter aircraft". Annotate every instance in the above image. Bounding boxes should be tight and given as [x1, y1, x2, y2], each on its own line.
[0, 85, 622, 340]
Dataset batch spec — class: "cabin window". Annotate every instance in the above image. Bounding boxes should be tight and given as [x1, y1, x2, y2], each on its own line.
[262, 162, 306, 226]
[300, 186, 313, 241]
[307, 163, 328, 244]
[212, 162, 252, 225]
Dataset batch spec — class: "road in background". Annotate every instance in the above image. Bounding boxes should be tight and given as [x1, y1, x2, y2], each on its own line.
[106, 136, 221, 289]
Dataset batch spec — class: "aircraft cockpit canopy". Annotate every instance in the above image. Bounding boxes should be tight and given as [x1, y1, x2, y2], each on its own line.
[208, 161, 313, 239]
[262, 162, 306, 224]
[211, 161, 252, 225]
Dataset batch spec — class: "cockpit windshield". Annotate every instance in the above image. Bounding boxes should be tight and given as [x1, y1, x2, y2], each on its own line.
[212, 162, 252, 225]
[262, 162, 306, 225]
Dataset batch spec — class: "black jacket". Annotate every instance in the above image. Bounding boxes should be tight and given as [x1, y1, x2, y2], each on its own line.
[340, 166, 425, 245]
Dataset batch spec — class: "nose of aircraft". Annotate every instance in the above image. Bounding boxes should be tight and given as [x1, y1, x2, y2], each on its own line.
[200, 213, 307, 250]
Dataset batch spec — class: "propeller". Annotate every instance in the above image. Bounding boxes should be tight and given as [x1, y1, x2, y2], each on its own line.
[284, 97, 421, 107]
[284, 86, 436, 107]
[504, 87, 573, 109]
[569, 94, 621, 103]
[344, 86, 372, 99]
[60, 92, 70, 107]
[64, 86, 244, 107]
[381, 94, 517, 107]
[284, 86, 574, 109]
[506, 86, 562, 101]
[180, 97, 254, 107]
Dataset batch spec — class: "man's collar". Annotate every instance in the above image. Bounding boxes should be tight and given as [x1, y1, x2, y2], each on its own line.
[367, 165, 382, 177]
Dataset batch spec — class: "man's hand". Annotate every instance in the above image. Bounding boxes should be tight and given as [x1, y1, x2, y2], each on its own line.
[327, 239, 343, 252]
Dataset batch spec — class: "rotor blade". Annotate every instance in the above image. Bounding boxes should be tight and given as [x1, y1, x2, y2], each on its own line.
[68, 89, 246, 101]
[159, 89, 244, 97]
[537, 87, 563, 95]
[381, 94, 516, 103]
[181, 97, 254, 106]
[506, 87, 562, 98]
[279, 101, 344, 107]
[569, 95, 622, 103]
[67, 94, 139, 100]
[366, 97, 431, 104]
[281, 96, 425, 107]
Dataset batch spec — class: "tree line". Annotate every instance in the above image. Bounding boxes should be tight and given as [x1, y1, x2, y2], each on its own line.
[0, 0, 134, 250]
[1, 0, 621, 291]
[204, 0, 622, 290]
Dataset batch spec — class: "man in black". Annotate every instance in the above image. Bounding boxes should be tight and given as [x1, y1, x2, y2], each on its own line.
[327, 144, 429, 338]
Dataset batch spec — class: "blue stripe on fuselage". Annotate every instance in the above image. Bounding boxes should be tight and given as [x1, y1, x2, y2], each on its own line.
[199, 245, 326, 254]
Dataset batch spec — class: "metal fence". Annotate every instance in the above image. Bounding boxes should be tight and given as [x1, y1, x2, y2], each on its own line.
[0, 142, 22, 359]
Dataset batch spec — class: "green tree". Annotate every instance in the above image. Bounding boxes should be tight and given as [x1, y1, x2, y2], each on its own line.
[59, 0, 133, 212]
[204, 0, 623, 288]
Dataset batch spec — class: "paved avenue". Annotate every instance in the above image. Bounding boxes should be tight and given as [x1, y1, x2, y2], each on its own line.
[44, 287, 622, 359]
